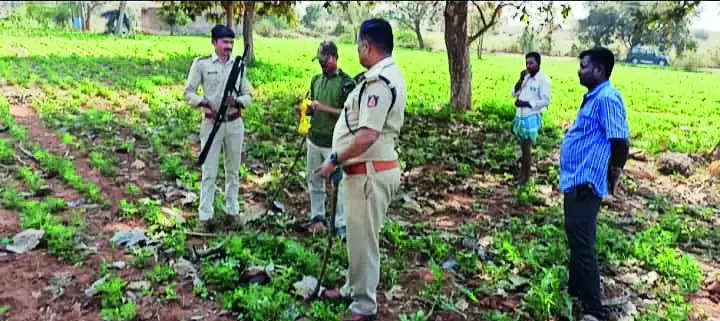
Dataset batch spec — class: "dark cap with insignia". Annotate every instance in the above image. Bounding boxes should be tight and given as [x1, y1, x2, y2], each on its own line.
[312, 40, 338, 62]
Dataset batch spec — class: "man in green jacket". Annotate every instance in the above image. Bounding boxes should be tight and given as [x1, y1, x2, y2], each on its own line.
[301, 40, 355, 237]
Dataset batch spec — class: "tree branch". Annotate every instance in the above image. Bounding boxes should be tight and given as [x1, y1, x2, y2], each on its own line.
[471, 1, 488, 27]
[469, 3, 504, 44]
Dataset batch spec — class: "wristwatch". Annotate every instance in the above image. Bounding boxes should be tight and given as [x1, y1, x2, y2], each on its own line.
[330, 152, 341, 166]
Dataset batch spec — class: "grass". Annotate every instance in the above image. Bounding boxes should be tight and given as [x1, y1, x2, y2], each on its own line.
[0, 26, 716, 321]
[0, 31, 718, 155]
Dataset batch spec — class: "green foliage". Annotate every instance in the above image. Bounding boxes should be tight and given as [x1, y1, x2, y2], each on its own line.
[130, 247, 153, 268]
[0, 139, 14, 164]
[125, 183, 141, 196]
[45, 223, 78, 262]
[482, 310, 519, 321]
[512, 178, 539, 205]
[89, 151, 116, 176]
[146, 264, 177, 284]
[222, 283, 296, 321]
[202, 258, 239, 289]
[18, 166, 46, 192]
[162, 230, 187, 256]
[456, 250, 480, 277]
[399, 310, 430, 321]
[97, 276, 128, 308]
[118, 200, 138, 217]
[523, 266, 573, 321]
[308, 301, 344, 321]
[162, 285, 178, 301]
[99, 302, 136, 321]
[1, 185, 24, 210]
[33, 147, 102, 202]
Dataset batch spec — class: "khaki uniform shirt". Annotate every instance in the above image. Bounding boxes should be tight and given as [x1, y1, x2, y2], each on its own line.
[184, 53, 252, 113]
[332, 57, 407, 164]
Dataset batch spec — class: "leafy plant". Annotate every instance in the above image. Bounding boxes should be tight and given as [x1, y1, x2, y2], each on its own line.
[1, 185, 24, 210]
[130, 247, 154, 268]
[523, 266, 573, 321]
[118, 200, 138, 217]
[512, 178, 539, 205]
[99, 302, 136, 321]
[146, 264, 176, 284]
[399, 310, 430, 321]
[97, 276, 128, 308]
[202, 258, 239, 289]
[89, 151, 116, 176]
[0, 139, 14, 164]
[162, 230, 187, 256]
[125, 183, 141, 196]
[162, 285, 178, 301]
[222, 283, 296, 321]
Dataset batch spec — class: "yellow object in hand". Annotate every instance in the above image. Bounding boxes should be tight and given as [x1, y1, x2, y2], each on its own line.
[298, 98, 312, 134]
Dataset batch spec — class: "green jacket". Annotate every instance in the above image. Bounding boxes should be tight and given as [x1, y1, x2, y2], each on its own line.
[308, 69, 355, 148]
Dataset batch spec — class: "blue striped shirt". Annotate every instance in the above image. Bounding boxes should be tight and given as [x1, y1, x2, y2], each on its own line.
[560, 81, 629, 197]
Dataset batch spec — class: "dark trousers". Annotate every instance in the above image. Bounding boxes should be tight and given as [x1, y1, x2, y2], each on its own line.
[564, 184, 604, 320]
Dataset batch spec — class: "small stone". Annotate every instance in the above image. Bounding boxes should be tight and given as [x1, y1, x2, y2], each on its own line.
[128, 281, 151, 291]
[657, 152, 694, 177]
[293, 276, 321, 299]
[709, 161, 720, 177]
[173, 258, 197, 279]
[131, 159, 146, 170]
[85, 276, 108, 297]
[455, 298, 469, 311]
[641, 271, 658, 286]
[441, 258, 458, 271]
[112, 261, 126, 269]
[111, 229, 147, 248]
[6, 229, 45, 253]
[617, 273, 640, 286]
[161, 207, 186, 224]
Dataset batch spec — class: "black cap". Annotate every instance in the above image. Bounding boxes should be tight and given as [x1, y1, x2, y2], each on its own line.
[312, 40, 338, 61]
[211, 24, 235, 40]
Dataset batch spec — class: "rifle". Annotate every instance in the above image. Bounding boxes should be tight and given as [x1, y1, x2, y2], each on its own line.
[197, 45, 249, 166]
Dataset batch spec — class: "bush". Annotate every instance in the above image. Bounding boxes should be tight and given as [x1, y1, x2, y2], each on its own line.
[395, 29, 418, 49]
[674, 54, 702, 72]
[256, 16, 291, 38]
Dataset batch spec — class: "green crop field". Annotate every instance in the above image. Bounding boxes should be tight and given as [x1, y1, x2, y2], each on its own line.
[1, 28, 719, 321]
[2, 32, 719, 154]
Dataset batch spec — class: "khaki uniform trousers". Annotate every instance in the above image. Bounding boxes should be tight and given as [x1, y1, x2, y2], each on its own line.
[340, 162, 401, 315]
[198, 117, 245, 221]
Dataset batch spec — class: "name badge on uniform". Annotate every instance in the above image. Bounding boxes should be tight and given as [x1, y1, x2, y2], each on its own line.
[367, 95, 379, 108]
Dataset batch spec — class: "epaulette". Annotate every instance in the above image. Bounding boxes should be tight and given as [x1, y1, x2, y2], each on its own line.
[196, 55, 211, 61]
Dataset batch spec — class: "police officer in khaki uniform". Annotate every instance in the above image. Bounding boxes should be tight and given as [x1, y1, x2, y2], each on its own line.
[184, 25, 252, 230]
[318, 18, 406, 321]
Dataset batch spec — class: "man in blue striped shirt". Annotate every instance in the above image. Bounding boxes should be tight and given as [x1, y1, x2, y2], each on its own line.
[560, 47, 629, 321]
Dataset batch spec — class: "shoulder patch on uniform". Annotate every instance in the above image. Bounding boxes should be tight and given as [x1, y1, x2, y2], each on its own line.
[367, 95, 379, 108]
[197, 56, 211, 61]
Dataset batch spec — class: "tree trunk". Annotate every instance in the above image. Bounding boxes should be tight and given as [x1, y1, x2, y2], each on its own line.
[243, 1, 256, 63]
[82, 3, 91, 31]
[414, 20, 424, 49]
[224, 1, 234, 28]
[115, 1, 127, 35]
[444, 2, 472, 112]
[477, 33, 484, 59]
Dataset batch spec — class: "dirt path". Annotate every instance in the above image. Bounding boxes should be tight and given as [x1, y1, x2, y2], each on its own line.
[0, 88, 235, 321]
[6, 93, 127, 209]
